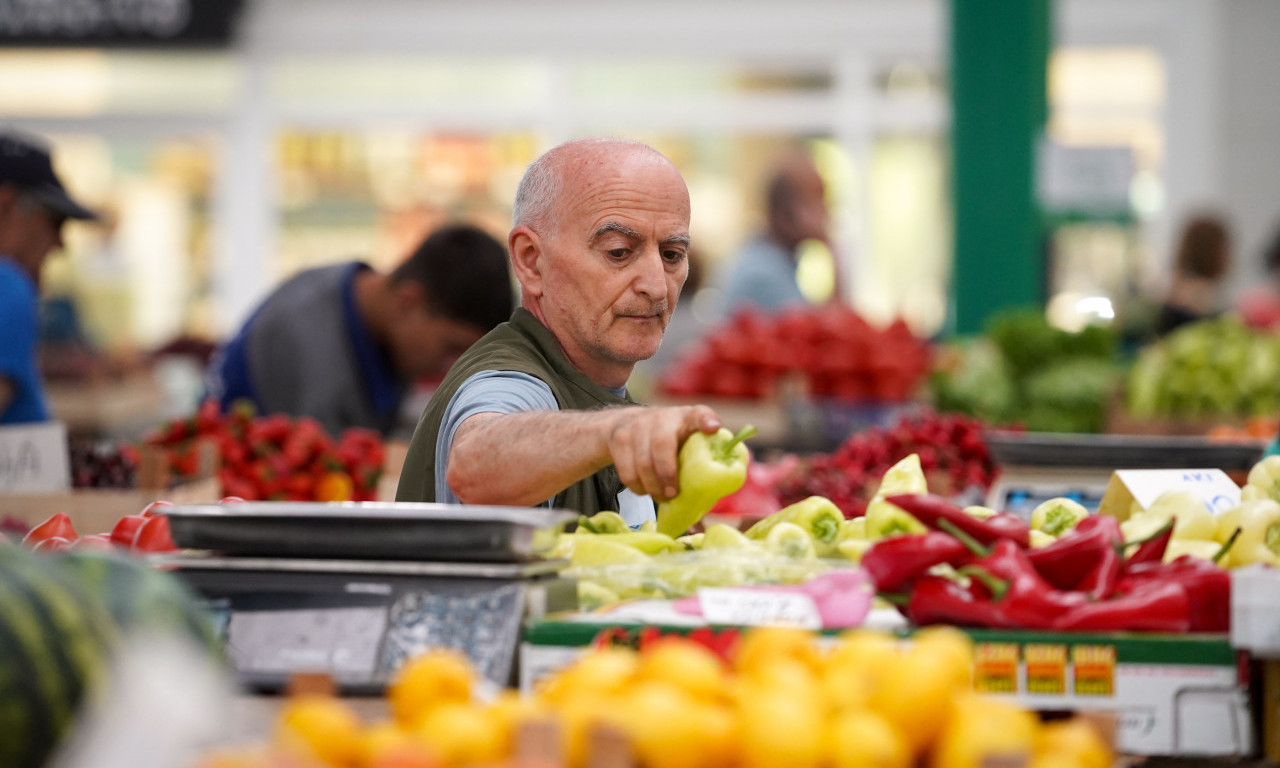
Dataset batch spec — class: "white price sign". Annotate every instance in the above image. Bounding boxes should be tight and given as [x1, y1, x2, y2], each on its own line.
[0, 422, 70, 493]
[697, 588, 822, 629]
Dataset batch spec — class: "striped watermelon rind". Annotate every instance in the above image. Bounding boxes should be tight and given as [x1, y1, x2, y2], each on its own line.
[0, 545, 118, 768]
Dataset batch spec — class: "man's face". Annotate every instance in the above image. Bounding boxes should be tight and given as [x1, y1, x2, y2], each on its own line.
[0, 189, 64, 286]
[522, 150, 691, 386]
[388, 301, 486, 381]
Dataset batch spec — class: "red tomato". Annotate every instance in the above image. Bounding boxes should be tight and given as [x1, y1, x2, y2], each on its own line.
[32, 536, 73, 553]
[141, 500, 175, 517]
[132, 515, 176, 553]
[22, 513, 77, 548]
[110, 515, 149, 548]
[70, 534, 116, 552]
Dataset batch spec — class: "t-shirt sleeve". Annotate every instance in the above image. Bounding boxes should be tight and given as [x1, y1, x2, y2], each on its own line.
[434, 370, 559, 504]
[0, 274, 36, 379]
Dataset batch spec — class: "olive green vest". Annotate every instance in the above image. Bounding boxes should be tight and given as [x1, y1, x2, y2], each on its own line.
[395, 308, 635, 513]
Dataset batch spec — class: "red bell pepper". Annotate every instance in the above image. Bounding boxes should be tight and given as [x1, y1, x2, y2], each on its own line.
[1054, 580, 1191, 633]
[862, 531, 973, 593]
[1075, 543, 1122, 601]
[886, 493, 1031, 548]
[1025, 514, 1121, 591]
[1117, 557, 1229, 632]
[904, 573, 1016, 629]
[962, 540, 1089, 629]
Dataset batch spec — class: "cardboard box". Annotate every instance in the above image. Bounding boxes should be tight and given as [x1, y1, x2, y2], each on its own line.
[1097, 468, 1242, 521]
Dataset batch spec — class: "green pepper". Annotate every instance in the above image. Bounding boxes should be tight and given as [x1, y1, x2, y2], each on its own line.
[744, 496, 843, 545]
[764, 521, 817, 559]
[864, 453, 929, 540]
[655, 425, 756, 537]
[578, 510, 630, 534]
[676, 532, 706, 550]
[701, 523, 761, 551]
[1029, 497, 1088, 537]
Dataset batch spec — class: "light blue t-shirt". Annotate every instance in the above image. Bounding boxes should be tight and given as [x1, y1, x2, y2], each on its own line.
[435, 370, 655, 528]
[0, 258, 50, 425]
[717, 234, 808, 318]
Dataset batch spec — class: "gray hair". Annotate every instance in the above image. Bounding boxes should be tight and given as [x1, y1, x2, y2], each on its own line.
[512, 137, 661, 232]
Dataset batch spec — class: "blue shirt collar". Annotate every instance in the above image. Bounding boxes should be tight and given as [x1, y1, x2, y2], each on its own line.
[341, 262, 403, 422]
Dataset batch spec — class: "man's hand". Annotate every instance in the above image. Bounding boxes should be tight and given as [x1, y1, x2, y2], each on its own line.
[606, 405, 721, 502]
[446, 404, 722, 508]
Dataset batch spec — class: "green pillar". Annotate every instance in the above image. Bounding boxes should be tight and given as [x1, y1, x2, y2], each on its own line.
[950, 0, 1051, 336]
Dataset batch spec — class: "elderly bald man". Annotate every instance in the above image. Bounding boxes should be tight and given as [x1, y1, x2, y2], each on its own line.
[397, 137, 723, 524]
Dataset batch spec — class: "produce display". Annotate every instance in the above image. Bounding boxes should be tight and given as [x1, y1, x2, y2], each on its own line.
[762, 411, 997, 518]
[197, 627, 1113, 768]
[13, 502, 183, 554]
[658, 304, 931, 402]
[0, 543, 219, 768]
[68, 438, 140, 489]
[144, 399, 385, 502]
[861, 487, 1241, 633]
[932, 306, 1121, 433]
[1127, 315, 1280, 422]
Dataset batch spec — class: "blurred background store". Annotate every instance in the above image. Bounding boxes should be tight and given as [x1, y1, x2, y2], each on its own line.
[4, 0, 1279, 439]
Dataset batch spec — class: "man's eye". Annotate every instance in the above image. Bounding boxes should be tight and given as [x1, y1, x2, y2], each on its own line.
[663, 249, 686, 263]
[608, 248, 630, 259]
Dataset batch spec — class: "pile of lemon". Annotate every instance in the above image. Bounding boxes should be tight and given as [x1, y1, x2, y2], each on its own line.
[200, 627, 1112, 768]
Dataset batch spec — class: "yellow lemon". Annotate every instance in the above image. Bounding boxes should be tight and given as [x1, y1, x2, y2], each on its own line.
[412, 701, 504, 767]
[820, 664, 875, 714]
[636, 637, 728, 701]
[870, 643, 960, 755]
[737, 689, 826, 768]
[1035, 719, 1113, 768]
[536, 647, 638, 705]
[733, 626, 822, 676]
[826, 629, 902, 688]
[931, 694, 1039, 768]
[275, 694, 364, 767]
[389, 650, 474, 726]
[621, 681, 713, 768]
[910, 625, 975, 690]
[830, 710, 911, 768]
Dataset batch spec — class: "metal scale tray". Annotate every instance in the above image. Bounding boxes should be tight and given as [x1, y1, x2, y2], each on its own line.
[164, 501, 575, 563]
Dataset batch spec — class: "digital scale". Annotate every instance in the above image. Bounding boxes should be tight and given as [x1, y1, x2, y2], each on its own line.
[984, 431, 1264, 520]
[156, 502, 578, 693]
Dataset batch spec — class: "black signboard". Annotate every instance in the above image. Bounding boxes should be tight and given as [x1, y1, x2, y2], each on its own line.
[0, 0, 245, 48]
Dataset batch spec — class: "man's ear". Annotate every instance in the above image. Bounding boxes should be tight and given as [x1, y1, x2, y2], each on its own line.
[393, 280, 427, 315]
[509, 225, 545, 298]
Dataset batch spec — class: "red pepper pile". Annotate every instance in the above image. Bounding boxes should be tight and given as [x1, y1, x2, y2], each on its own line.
[771, 411, 997, 518]
[865, 493, 1232, 634]
[145, 399, 385, 502]
[658, 305, 931, 401]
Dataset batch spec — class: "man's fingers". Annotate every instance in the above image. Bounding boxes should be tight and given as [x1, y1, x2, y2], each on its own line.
[650, 426, 681, 501]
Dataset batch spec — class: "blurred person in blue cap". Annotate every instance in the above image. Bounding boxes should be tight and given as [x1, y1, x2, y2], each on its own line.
[0, 130, 98, 425]
[204, 223, 515, 438]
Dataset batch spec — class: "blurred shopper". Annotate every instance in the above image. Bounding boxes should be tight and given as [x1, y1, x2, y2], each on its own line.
[0, 131, 98, 425]
[1156, 213, 1232, 336]
[205, 224, 514, 437]
[397, 137, 724, 524]
[1236, 222, 1280, 331]
[715, 146, 835, 317]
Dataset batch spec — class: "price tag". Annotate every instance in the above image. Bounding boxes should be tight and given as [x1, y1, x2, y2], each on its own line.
[1099, 468, 1241, 518]
[0, 421, 70, 492]
[697, 588, 822, 629]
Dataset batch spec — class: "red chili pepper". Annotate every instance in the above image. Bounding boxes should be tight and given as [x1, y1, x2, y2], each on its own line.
[1123, 517, 1175, 566]
[1075, 543, 1122, 601]
[1118, 556, 1231, 632]
[886, 494, 1031, 548]
[1054, 580, 1191, 633]
[905, 574, 1016, 629]
[1025, 515, 1119, 591]
[861, 532, 973, 593]
[963, 540, 1088, 629]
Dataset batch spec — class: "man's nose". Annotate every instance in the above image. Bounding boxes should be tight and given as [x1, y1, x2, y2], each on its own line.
[633, 246, 668, 299]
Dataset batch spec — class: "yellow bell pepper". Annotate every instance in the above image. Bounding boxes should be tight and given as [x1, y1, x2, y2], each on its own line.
[655, 425, 756, 537]
[1216, 499, 1280, 567]
[864, 454, 928, 540]
[1030, 497, 1088, 536]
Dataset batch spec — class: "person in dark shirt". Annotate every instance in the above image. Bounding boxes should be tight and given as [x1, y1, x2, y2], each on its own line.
[204, 224, 514, 436]
[1156, 214, 1232, 336]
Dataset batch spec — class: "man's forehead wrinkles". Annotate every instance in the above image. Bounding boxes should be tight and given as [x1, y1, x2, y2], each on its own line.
[593, 221, 642, 239]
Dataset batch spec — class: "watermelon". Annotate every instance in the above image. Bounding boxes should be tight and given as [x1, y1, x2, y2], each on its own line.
[57, 551, 221, 655]
[0, 545, 118, 768]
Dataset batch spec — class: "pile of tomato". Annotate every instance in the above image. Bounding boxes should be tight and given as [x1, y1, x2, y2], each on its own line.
[145, 400, 385, 503]
[658, 305, 932, 402]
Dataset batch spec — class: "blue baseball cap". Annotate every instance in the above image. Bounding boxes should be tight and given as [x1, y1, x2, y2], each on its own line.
[0, 130, 98, 221]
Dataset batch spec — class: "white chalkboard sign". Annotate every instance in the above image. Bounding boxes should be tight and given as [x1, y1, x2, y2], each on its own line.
[0, 422, 70, 493]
